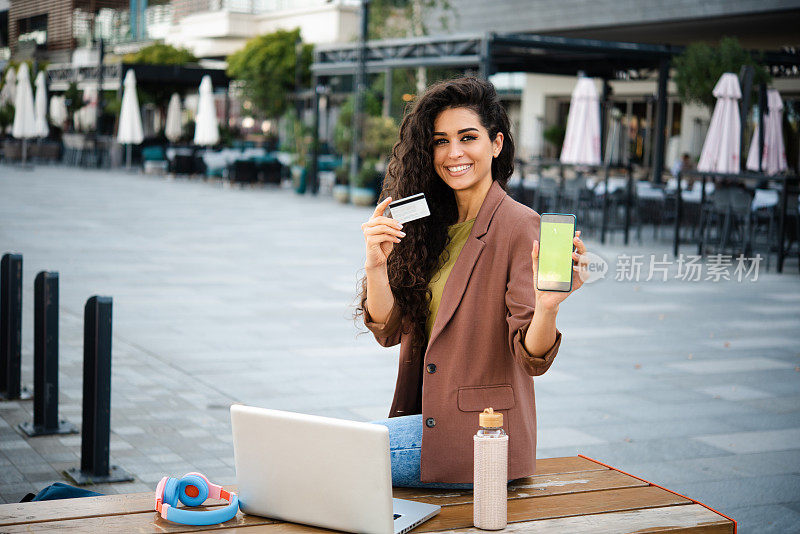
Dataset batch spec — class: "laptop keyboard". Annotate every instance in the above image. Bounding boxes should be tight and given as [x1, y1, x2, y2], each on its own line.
[394, 514, 401, 520]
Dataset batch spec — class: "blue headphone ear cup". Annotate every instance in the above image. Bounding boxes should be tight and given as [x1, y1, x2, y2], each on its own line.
[178, 474, 209, 507]
[163, 477, 180, 508]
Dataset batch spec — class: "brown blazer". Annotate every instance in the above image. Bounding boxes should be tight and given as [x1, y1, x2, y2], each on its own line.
[365, 180, 562, 483]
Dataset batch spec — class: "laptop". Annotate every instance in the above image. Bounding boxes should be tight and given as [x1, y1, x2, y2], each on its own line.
[230, 405, 441, 534]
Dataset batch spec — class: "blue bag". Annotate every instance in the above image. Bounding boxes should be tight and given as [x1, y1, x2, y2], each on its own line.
[20, 482, 103, 502]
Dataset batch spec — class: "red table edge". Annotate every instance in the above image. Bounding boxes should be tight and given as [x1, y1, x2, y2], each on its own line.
[578, 454, 737, 534]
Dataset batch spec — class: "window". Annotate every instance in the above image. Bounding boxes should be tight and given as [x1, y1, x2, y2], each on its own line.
[17, 14, 48, 48]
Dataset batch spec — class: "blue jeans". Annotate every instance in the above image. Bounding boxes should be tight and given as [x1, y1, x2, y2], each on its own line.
[370, 414, 473, 489]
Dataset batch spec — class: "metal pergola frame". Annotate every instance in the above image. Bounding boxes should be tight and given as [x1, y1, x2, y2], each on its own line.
[307, 31, 800, 194]
[46, 63, 230, 93]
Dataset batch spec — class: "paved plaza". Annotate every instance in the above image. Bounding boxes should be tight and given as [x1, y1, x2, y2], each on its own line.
[0, 164, 799, 532]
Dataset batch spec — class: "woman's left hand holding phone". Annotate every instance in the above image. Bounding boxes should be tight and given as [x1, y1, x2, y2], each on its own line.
[531, 231, 587, 312]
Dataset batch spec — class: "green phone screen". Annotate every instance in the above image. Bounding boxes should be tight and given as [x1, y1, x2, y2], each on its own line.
[538, 221, 574, 283]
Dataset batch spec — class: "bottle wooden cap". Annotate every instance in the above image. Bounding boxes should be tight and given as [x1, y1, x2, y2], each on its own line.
[479, 407, 503, 428]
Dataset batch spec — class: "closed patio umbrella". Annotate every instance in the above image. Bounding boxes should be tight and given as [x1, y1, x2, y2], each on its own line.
[0, 67, 16, 107]
[193, 75, 219, 146]
[165, 92, 182, 143]
[117, 69, 144, 169]
[697, 73, 741, 173]
[746, 89, 787, 175]
[34, 71, 49, 138]
[560, 77, 601, 166]
[11, 63, 37, 165]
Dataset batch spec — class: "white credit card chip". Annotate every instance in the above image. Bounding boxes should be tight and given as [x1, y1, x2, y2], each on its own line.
[388, 193, 431, 224]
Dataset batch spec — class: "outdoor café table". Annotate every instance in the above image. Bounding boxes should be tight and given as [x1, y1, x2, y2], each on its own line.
[0, 456, 735, 533]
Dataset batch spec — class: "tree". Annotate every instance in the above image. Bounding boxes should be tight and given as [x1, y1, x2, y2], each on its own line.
[226, 28, 313, 119]
[63, 82, 83, 131]
[332, 91, 382, 158]
[673, 37, 770, 112]
[368, 0, 456, 40]
[123, 43, 197, 65]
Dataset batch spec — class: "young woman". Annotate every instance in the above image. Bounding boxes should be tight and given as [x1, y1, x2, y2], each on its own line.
[358, 77, 587, 488]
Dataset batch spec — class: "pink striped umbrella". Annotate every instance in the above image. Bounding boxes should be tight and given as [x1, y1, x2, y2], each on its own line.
[697, 73, 741, 173]
[746, 89, 787, 175]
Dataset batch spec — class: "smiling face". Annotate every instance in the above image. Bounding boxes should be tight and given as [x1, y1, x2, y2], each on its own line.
[432, 107, 503, 195]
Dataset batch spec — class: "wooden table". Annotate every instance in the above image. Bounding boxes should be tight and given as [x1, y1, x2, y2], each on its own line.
[0, 456, 735, 533]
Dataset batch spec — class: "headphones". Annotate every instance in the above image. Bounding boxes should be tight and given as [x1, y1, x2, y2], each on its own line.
[155, 472, 239, 526]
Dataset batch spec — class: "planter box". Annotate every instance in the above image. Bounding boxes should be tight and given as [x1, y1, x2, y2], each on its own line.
[333, 184, 350, 203]
[351, 186, 376, 206]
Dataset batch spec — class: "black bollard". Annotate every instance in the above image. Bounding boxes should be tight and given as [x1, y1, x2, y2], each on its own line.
[1, 253, 31, 400]
[64, 296, 132, 485]
[19, 272, 77, 436]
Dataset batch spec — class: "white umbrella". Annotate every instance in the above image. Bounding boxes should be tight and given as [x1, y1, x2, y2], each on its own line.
[0, 67, 16, 107]
[746, 89, 787, 175]
[34, 71, 49, 138]
[12, 63, 37, 165]
[165, 92, 182, 143]
[49, 95, 68, 126]
[697, 73, 741, 173]
[193, 75, 219, 146]
[117, 70, 144, 168]
[560, 77, 601, 166]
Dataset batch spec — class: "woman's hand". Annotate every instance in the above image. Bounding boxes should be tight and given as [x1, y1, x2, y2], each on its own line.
[531, 231, 588, 312]
[362, 197, 405, 270]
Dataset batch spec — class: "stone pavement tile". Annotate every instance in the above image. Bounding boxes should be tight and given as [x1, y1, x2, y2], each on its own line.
[725, 319, 800, 331]
[697, 384, 774, 401]
[8, 449, 48, 467]
[729, 413, 800, 435]
[669, 474, 800, 511]
[694, 428, 800, 454]
[536, 427, 606, 449]
[579, 417, 740, 443]
[610, 397, 761, 422]
[742, 395, 800, 414]
[112, 425, 147, 436]
[767, 379, 800, 397]
[627, 387, 711, 404]
[668, 357, 794, 374]
[701, 336, 798, 351]
[0, 482, 35, 503]
[660, 368, 795, 390]
[0, 439, 34, 451]
[0, 465, 25, 485]
[561, 437, 730, 466]
[726, 503, 800, 534]
[786, 501, 800, 515]
[536, 408, 623, 428]
[350, 405, 393, 422]
[622, 450, 800, 485]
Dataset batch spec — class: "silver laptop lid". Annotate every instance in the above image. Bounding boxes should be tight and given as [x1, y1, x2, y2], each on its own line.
[230, 405, 395, 534]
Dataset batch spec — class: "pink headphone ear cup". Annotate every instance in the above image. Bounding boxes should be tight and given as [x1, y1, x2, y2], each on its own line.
[183, 472, 211, 487]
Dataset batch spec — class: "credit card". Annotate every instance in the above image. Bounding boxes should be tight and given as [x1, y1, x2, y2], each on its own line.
[388, 193, 430, 224]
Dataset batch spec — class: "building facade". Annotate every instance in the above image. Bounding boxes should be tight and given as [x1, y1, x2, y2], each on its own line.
[165, 0, 359, 59]
[8, 0, 129, 61]
[424, 0, 800, 165]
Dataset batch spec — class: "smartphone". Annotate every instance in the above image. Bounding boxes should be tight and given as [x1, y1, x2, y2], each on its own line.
[536, 213, 576, 292]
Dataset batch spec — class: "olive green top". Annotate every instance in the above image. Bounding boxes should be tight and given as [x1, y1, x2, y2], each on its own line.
[426, 218, 476, 340]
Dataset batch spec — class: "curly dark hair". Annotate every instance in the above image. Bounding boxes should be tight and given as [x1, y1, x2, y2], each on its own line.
[356, 76, 515, 363]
